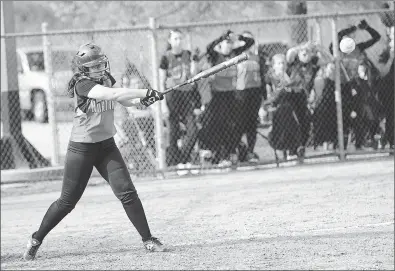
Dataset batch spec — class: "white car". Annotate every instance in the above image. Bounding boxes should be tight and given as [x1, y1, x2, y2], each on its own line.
[17, 46, 75, 122]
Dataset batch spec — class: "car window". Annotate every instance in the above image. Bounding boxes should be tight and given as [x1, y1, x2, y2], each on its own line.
[26, 52, 45, 71]
[26, 50, 75, 72]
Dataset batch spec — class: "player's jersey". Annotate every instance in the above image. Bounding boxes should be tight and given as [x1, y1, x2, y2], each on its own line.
[266, 68, 291, 92]
[210, 53, 238, 92]
[69, 74, 117, 143]
[161, 50, 192, 91]
[286, 56, 320, 95]
[236, 53, 262, 90]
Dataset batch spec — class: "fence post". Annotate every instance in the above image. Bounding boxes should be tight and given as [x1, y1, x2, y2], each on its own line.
[314, 19, 323, 45]
[149, 17, 166, 172]
[331, 16, 346, 161]
[41, 22, 60, 166]
[185, 29, 192, 51]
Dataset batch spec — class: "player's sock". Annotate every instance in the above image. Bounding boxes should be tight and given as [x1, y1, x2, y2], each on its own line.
[122, 197, 152, 242]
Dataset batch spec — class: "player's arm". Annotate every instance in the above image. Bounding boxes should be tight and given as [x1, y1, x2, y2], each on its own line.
[356, 20, 381, 51]
[233, 35, 255, 55]
[190, 49, 199, 76]
[315, 45, 334, 65]
[118, 99, 141, 107]
[207, 30, 232, 56]
[86, 84, 163, 107]
[286, 45, 300, 64]
[158, 55, 168, 92]
[87, 85, 149, 102]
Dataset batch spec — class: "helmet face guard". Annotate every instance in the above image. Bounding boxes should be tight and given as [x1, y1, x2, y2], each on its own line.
[81, 55, 110, 78]
[74, 43, 111, 80]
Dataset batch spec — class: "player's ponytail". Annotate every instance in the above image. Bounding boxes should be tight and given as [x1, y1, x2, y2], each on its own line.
[67, 74, 79, 98]
[66, 58, 80, 98]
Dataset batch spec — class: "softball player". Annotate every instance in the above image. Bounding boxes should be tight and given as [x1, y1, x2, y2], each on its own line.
[235, 31, 265, 163]
[23, 43, 165, 261]
[159, 29, 201, 171]
[199, 30, 254, 166]
[285, 41, 332, 158]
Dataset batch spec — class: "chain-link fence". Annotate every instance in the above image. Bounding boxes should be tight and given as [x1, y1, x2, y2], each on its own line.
[1, 8, 393, 181]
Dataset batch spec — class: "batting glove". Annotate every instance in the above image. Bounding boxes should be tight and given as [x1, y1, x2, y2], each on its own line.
[140, 89, 164, 107]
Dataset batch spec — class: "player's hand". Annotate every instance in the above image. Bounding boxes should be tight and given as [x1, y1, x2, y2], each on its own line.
[223, 29, 234, 40]
[358, 19, 369, 30]
[140, 89, 164, 107]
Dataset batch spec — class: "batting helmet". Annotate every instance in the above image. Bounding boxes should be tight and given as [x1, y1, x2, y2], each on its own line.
[73, 43, 110, 78]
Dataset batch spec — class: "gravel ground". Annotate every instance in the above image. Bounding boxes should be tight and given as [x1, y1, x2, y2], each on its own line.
[1, 158, 394, 270]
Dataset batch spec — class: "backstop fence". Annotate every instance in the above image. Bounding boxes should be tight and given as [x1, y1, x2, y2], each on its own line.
[1, 8, 393, 182]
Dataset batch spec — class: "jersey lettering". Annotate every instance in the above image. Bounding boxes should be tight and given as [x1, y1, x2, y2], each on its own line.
[88, 99, 115, 113]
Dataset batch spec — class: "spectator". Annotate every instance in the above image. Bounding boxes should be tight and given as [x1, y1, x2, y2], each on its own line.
[265, 54, 302, 157]
[158, 29, 201, 172]
[378, 25, 394, 150]
[312, 63, 338, 149]
[198, 30, 254, 167]
[329, 19, 381, 84]
[343, 59, 383, 150]
[285, 41, 333, 158]
[234, 31, 266, 163]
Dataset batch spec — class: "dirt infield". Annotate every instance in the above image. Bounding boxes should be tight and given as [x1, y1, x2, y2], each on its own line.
[1, 158, 394, 270]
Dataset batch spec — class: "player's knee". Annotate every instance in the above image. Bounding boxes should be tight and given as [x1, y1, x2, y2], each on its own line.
[56, 198, 75, 213]
[118, 190, 139, 205]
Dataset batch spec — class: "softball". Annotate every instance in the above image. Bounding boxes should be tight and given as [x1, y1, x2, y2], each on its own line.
[340, 37, 356, 54]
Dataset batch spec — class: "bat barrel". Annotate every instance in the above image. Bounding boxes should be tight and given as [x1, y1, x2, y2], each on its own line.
[193, 52, 249, 79]
[163, 53, 249, 95]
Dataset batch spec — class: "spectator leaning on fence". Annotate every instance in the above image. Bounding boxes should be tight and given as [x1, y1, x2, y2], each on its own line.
[158, 29, 201, 171]
[22, 43, 166, 261]
[198, 30, 254, 167]
[285, 40, 333, 158]
[264, 53, 303, 157]
[234, 30, 265, 163]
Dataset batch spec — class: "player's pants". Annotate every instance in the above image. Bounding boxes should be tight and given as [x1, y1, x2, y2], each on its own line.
[33, 137, 152, 242]
[237, 87, 263, 154]
[344, 114, 366, 149]
[166, 90, 201, 166]
[290, 92, 310, 150]
[384, 108, 394, 147]
[199, 91, 239, 162]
